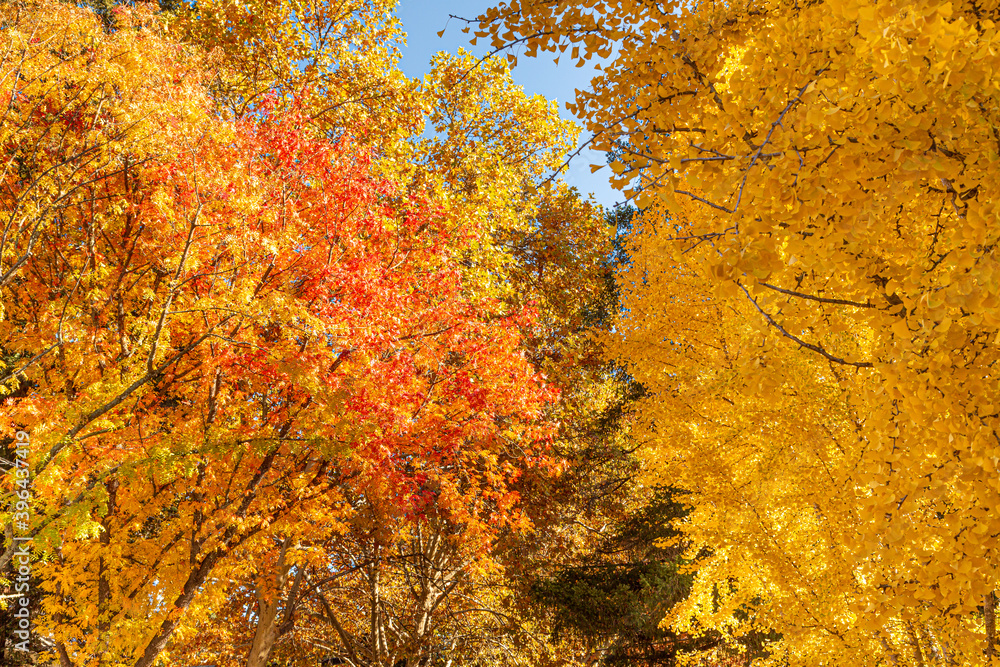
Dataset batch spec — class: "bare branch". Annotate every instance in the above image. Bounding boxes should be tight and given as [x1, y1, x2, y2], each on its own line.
[760, 282, 874, 309]
[738, 282, 873, 368]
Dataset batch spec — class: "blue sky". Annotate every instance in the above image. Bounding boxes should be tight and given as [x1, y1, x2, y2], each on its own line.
[394, 0, 622, 209]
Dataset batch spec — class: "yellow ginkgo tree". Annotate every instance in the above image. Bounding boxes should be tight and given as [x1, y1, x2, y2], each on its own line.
[478, 0, 1000, 664]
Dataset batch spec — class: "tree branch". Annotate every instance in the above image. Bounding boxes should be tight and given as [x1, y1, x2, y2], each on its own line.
[738, 282, 873, 368]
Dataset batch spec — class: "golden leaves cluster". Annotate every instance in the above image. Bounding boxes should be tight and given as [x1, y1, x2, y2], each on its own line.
[481, 0, 1000, 663]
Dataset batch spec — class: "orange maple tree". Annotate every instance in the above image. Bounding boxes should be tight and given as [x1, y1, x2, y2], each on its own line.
[0, 3, 560, 665]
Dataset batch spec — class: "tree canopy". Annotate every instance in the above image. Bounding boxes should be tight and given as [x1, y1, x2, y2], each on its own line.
[5, 0, 998, 665]
[478, 0, 1000, 664]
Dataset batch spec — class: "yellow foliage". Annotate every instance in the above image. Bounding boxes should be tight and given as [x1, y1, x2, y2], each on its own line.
[482, 0, 1000, 663]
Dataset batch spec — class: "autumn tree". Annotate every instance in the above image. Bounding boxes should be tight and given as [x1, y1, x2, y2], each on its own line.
[0, 4, 644, 667]
[0, 5, 583, 667]
[168, 0, 423, 148]
[156, 40, 619, 667]
[478, 0, 1000, 664]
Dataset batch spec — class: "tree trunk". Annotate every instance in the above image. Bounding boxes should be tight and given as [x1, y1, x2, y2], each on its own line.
[98, 479, 118, 635]
[371, 545, 384, 666]
[924, 622, 955, 666]
[906, 621, 927, 667]
[319, 593, 362, 665]
[986, 591, 997, 664]
[246, 540, 293, 667]
[133, 549, 223, 667]
[245, 456, 318, 667]
[57, 641, 74, 667]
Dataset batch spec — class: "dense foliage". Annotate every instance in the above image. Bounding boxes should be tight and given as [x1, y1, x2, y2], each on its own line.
[479, 0, 1000, 664]
[0, 1, 625, 665]
[5, 0, 997, 665]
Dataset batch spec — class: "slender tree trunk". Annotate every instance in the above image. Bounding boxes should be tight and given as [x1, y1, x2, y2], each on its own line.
[134, 448, 278, 667]
[97, 477, 119, 665]
[319, 593, 362, 665]
[906, 621, 927, 667]
[442, 635, 458, 667]
[925, 622, 954, 666]
[98, 479, 118, 633]
[986, 591, 997, 664]
[371, 543, 383, 666]
[57, 641, 74, 667]
[133, 549, 223, 667]
[246, 540, 293, 667]
[245, 455, 318, 667]
[916, 623, 943, 666]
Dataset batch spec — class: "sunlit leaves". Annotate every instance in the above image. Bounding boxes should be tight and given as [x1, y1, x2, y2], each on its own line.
[0, 3, 577, 664]
[480, 0, 1000, 663]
